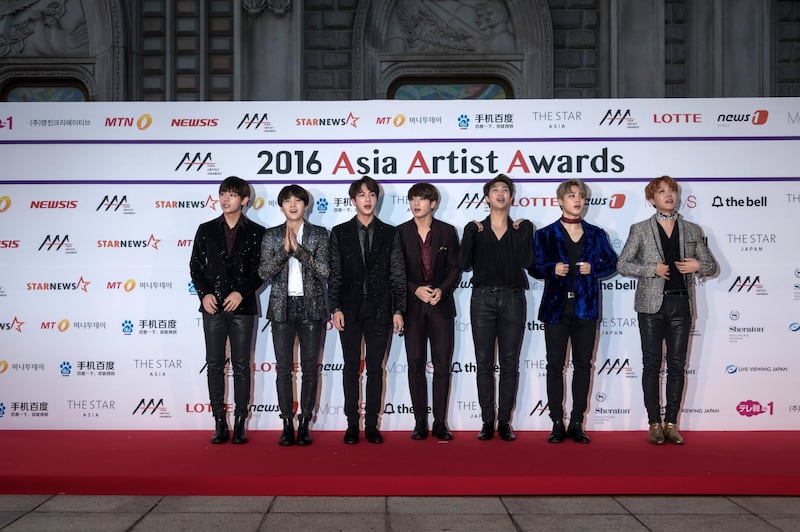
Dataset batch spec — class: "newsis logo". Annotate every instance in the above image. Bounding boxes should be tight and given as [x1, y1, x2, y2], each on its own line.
[599, 109, 639, 128]
[96, 195, 134, 214]
[170, 118, 218, 127]
[0, 239, 20, 249]
[237, 113, 276, 132]
[38, 234, 76, 254]
[296, 112, 359, 128]
[105, 114, 153, 130]
[97, 234, 161, 250]
[0, 317, 24, 332]
[717, 110, 769, 126]
[531, 110, 582, 129]
[156, 195, 219, 210]
[174, 152, 221, 175]
[27, 276, 90, 293]
[30, 200, 77, 209]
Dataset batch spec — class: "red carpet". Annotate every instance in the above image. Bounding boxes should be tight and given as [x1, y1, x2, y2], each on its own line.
[1, 430, 797, 496]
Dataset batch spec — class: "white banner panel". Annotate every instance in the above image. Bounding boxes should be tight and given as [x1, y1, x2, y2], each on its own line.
[0, 99, 799, 431]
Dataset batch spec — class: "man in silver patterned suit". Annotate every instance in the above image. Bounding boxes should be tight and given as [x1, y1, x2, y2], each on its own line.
[617, 176, 717, 446]
[259, 185, 329, 446]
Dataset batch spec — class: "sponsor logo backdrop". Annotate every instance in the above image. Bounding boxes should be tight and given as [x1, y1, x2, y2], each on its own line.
[1, 98, 798, 430]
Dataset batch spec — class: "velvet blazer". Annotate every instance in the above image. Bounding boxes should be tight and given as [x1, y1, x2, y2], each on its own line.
[329, 216, 406, 325]
[529, 219, 618, 324]
[617, 215, 717, 314]
[258, 221, 329, 323]
[189, 214, 266, 315]
[398, 218, 461, 320]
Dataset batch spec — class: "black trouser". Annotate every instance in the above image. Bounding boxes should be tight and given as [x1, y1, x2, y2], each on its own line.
[638, 294, 691, 424]
[469, 287, 526, 424]
[403, 304, 454, 424]
[339, 301, 391, 427]
[203, 312, 255, 418]
[271, 297, 323, 420]
[544, 301, 597, 425]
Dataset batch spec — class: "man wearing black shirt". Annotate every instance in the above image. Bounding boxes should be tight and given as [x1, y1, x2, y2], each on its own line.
[459, 174, 535, 441]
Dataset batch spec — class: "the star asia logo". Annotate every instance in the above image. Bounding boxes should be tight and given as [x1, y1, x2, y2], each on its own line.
[736, 400, 773, 417]
[27, 276, 90, 292]
[296, 112, 359, 128]
[0, 317, 25, 332]
[97, 234, 161, 250]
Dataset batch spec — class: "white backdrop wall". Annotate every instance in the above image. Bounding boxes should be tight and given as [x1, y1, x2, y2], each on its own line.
[0, 98, 798, 431]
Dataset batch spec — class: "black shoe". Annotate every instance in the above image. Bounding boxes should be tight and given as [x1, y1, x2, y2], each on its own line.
[231, 416, 248, 444]
[566, 421, 591, 444]
[411, 419, 429, 440]
[478, 421, 494, 440]
[210, 416, 229, 444]
[432, 420, 454, 441]
[343, 424, 360, 444]
[547, 420, 566, 444]
[278, 417, 295, 446]
[498, 422, 516, 441]
[296, 416, 312, 446]
[365, 425, 384, 444]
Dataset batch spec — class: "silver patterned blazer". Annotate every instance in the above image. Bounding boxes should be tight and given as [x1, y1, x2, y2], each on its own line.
[258, 221, 329, 322]
[617, 215, 718, 314]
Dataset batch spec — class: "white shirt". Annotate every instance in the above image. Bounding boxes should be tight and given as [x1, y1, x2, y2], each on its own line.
[287, 223, 304, 296]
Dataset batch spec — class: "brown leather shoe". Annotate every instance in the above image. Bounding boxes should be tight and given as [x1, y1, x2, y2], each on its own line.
[664, 422, 684, 445]
[648, 423, 665, 445]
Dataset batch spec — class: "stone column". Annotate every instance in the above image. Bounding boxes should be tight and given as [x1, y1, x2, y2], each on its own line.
[609, 0, 664, 97]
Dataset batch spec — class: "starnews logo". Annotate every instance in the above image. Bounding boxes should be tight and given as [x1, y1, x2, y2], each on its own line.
[736, 399, 773, 417]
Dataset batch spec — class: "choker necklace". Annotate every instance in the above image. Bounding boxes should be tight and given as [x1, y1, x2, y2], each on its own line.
[655, 211, 678, 221]
[560, 216, 581, 224]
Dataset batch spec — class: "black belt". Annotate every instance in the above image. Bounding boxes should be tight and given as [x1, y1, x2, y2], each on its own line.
[288, 295, 305, 301]
[663, 289, 689, 296]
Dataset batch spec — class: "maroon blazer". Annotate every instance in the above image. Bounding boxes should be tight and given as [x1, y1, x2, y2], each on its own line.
[398, 218, 461, 320]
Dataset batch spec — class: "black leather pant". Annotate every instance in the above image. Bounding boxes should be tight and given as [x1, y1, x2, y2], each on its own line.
[638, 294, 691, 424]
[271, 297, 323, 420]
[203, 312, 255, 418]
[403, 305, 454, 424]
[339, 301, 391, 427]
[470, 287, 526, 424]
[544, 302, 597, 424]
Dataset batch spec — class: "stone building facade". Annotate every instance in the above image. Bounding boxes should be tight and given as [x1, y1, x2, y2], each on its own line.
[0, 0, 798, 102]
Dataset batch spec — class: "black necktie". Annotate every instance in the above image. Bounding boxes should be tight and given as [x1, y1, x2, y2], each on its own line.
[361, 225, 370, 263]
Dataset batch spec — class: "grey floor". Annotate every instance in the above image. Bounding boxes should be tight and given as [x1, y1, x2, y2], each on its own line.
[0, 495, 799, 531]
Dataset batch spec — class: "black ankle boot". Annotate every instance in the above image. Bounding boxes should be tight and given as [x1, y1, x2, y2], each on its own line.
[210, 416, 229, 444]
[296, 416, 312, 446]
[278, 417, 295, 446]
[231, 416, 248, 444]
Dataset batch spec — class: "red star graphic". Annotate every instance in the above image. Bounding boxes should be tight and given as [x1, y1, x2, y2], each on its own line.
[346, 112, 360, 128]
[207, 194, 220, 211]
[147, 234, 161, 250]
[76, 276, 91, 292]
[10, 316, 24, 332]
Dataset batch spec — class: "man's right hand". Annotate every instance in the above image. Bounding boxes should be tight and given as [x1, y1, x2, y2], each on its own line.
[332, 310, 345, 331]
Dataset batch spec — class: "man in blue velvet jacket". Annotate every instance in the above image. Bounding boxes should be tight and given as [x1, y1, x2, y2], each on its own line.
[529, 179, 617, 444]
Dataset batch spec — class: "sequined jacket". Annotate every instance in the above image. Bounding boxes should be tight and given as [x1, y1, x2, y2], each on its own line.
[189, 215, 266, 315]
[258, 222, 329, 323]
[529, 219, 618, 324]
[329, 216, 406, 325]
[617, 215, 718, 314]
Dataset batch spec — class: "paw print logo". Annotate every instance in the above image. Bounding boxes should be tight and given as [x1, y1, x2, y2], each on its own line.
[316, 198, 328, 213]
[121, 320, 134, 335]
[187, 280, 197, 295]
[0, 403, 5, 418]
[60, 361, 72, 377]
[457, 114, 470, 129]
